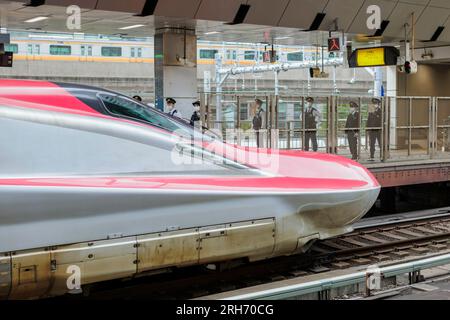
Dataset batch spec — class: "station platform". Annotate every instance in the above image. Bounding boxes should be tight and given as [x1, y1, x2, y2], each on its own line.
[388, 277, 450, 300]
[365, 158, 450, 187]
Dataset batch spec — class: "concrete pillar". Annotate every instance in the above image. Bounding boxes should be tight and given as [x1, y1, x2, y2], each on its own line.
[386, 66, 397, 97]
[154, 29, 197, 118]
[374, 67, 383, 97]
[386, 66, 397, 149]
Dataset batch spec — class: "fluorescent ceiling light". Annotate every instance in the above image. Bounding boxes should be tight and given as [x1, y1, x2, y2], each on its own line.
[119, 24, 145, 30]
[25, 16, 49, 23]
[204, 31, 220, 35]
[274, 36, 291, 40]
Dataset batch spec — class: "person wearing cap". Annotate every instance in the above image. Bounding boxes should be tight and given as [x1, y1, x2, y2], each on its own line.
[367, 98, 382, 160]
[190, 100, 201, 126]
[252, 98, 265, 147]
[345, 101, 360, 160]
[133, 95, 143, 102]
[303, 97, 322, 152]
[166, 97, 182, 119]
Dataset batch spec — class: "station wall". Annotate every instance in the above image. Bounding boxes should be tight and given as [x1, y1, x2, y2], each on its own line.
[397, 63, 450, 97]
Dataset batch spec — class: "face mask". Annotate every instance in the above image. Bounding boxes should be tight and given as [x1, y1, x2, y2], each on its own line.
[167, 103, 174, 110]
[194, 106, 200, 112]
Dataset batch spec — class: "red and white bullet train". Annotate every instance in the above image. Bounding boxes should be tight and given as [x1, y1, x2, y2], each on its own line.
[0, 79, 380, 299]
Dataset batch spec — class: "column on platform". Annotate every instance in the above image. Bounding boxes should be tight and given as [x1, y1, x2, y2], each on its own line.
[386, 66, 398, 150]
[154, 30, 198, 120]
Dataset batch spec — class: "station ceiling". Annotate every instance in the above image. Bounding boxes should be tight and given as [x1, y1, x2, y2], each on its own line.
[1, 0, 450, 47]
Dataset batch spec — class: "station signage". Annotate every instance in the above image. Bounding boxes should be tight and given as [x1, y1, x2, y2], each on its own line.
[328, 37, 341, 52]
[348, 46, 399, 68]
[0, 52, 13, 67]
[263, 50, 277, 63]
[357, 47, 385, 66]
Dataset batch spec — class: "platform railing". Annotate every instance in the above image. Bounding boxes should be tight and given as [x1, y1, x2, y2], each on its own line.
[199, 93, 450, 164]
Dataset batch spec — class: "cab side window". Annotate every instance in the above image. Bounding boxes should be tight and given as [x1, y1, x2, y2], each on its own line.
[98, 93, 183, 133]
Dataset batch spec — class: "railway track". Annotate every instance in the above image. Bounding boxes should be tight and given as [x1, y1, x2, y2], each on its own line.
[54, 213, 450, 300]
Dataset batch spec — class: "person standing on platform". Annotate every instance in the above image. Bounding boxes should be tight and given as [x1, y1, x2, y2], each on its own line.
[190, 100, 201, 126]
[367, 98, 382, 161]
[345, 101, 360, 160]
[166, 97, 182, 119]
[252, 98, 265, 148]
[303, 97, 322, 152]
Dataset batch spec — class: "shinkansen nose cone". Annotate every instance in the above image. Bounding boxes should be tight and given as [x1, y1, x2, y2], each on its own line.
[0, 80, 379, 300]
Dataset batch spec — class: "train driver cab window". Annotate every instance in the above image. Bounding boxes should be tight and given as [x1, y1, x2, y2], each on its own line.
[99, 93, 182, 133]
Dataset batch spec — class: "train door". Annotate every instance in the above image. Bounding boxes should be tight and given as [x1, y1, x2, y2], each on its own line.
[80, 44, 93, 62]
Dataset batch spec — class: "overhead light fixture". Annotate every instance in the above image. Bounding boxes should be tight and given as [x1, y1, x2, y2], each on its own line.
[25, 16, 49, 23]
[136, 0, 159, 17]
[307, 13, 326, 31]
[204, 31, 220, 35]
[24, 0, 45, 7]
[274, 36, 291, 40]
[227, 4, 251, 25]
[119, 24, 146, 30]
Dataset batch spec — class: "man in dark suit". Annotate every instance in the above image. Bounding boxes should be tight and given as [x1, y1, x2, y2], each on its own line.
[367, 98, 382, 160]
[303, 97, 322, 152]
[345, 101, 360, 160]
[190, 100, 201, 126]
[252, 98, 265, 148]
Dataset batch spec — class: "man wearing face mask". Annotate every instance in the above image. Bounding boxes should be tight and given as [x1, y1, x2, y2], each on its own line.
[303, 97, 322, 152]
[190, 100, 201, 126]
[345, 101, 360, 160]
[252, 99, 265, 148]
[367, 98, 382, 161]
[166, 97, 182, 119]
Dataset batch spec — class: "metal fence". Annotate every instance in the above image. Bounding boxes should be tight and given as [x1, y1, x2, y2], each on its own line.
[199, 93, 450, 163]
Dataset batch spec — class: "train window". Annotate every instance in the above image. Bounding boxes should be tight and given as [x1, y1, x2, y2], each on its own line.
[27, 44, 32, 54]
[101, 47, 122, 57]
[99, 93, 182, 133]
[50, 45, 71, 55]
[244, 51, 255, 60]
[287, 52, 303, 62]
[131, 47, 135, 57]
[137, 47, 142, 58]
[199, 49, 218, 59]
[5, 44, 18, 54]
[35, 45, 40, 55]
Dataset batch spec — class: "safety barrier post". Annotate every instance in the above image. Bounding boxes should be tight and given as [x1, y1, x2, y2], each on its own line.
[382, 97, 390, 162]
[328, 96, 337, 154]
[408, 97, 412, 157]
[431, 97, 437, 158]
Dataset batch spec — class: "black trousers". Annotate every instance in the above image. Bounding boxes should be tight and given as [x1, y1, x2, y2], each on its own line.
[369, 130, 381, 158]
[347, 131, 358, 159]
[256, 130, 261, 148]
[304, 131, 318, 152]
